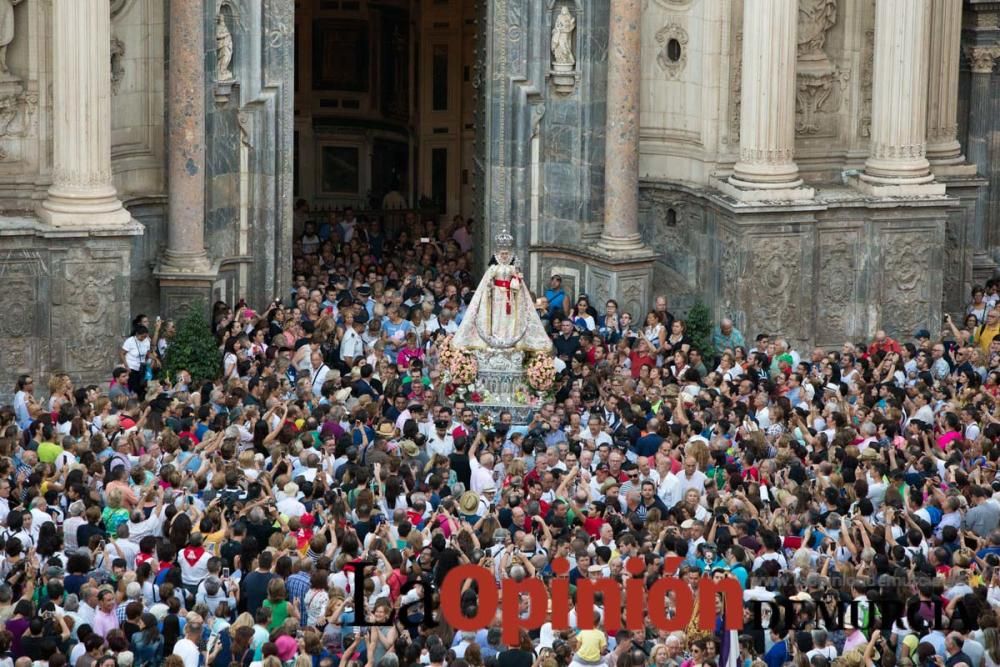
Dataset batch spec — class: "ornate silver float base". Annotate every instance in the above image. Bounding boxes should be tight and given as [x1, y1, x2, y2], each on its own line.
[464, 349, 536, 425]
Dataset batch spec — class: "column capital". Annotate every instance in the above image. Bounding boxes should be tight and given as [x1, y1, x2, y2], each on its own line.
[964, 45, 1000, 74]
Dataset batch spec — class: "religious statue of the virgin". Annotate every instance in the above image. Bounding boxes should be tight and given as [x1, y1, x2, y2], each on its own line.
[452, 232, 552, 352]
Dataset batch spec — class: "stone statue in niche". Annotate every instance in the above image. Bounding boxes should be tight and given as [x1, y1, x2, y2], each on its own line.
[550, 6, 577, 94]
[0, 0, 25, 79]
[797, 0, 837, 62]
[216, 12, 235, 82]
[551, 6, 575, 67]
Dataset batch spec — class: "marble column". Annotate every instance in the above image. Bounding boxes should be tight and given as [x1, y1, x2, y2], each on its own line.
[161, 0, 211, 273]
[599, 0, 643, 252]
[724, 0, 813, 201]
[925, 0, 971, 170]
[856, 0, 944, 195]
[964, 45, 1000, 249]
[38, 0, 131, 227]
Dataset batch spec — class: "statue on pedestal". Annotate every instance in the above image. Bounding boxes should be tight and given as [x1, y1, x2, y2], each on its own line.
[0, 0, 25, 79]
[452, 231, 551, 352]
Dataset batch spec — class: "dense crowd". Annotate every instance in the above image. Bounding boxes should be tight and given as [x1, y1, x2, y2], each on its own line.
[4, 203, 1000, 667]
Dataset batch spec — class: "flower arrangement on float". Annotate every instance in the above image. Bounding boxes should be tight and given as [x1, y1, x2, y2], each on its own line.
[525, 352, 556, 392]
[438, 335, 487, 402]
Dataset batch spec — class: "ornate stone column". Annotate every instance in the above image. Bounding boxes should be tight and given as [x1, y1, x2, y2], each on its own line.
[38, 0, 131, 227]
[719, 0, 813, 202]
[161, 0, 211, 273]
[854, 0, 945, 196]
[599, 0, 644, 252]
[156, 0, 216, 317]
[965, 45, 1000, 250]
[925, 0, 973, 172]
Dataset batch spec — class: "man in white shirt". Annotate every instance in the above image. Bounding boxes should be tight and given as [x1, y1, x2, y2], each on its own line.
[340, 319, 366, 367]
[119, 326, 151, 396]
[677, 456, 707, 498]
[308, 351, 332, 396]
[104, 524, 141, 570]
[427, 419, 455, 458]
[277, 482, 307, 517]
[12, 374, 33, 430]
[173, 613, 205, 667]
[179, 534, 213, 590]
[468, 440, 496, 494]
[28, 497, 53, 542]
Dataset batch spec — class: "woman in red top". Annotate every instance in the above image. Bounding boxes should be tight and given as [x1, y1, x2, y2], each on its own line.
[629, 338, 656, 379]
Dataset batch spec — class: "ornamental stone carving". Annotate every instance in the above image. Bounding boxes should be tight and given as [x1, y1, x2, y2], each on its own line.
[816, 243, 856, 342]
[859, 29, 874, 138]
[111, 36, 125, 95]
[882, 240, 931, 338]
[655, 23, 689, 80]
[749, 237, 800, 340]
[63, 262, 117, 371]
[727, 32, 742, 145]
[965, 45, 1000, 74]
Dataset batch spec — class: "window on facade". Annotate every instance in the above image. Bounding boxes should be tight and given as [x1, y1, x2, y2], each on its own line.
[432, 45, 449, 111]
[431, 148, 448, 210]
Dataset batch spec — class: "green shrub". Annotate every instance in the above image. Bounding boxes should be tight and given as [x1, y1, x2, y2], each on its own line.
[162, 303, 221, 384]
[686, 300, 713, 358]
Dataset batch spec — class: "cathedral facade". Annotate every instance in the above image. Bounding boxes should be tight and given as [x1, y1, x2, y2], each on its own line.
[0, 0, 998, 387]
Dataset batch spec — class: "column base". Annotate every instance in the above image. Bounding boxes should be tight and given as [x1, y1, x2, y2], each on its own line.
[37, 190, 133, 229]
[849, 174, 946, 197]
[930, 161, 979, 178]
[158, 249, 214, 275]
[155, 260, 220, 321]
[711, 176, 816, 203]
[597, 232, 648, 255]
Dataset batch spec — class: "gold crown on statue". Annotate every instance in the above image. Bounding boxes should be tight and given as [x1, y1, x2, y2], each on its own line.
[495, 232, 514, 249]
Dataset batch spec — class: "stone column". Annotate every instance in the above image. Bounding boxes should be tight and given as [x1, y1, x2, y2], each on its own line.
[156, 0, 215, 318]
[599, 0, 643, 252]
[722, 0, 813, 202]
[964, 45, 1000, 249]
[161, 0, 211, 273]
[855, 0, 945, 196]
[38, 0, 131, 227]
[925, 0, 972, 171]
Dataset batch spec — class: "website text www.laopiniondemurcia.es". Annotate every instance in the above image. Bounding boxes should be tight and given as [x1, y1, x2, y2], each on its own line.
[344, 557, 952, 643]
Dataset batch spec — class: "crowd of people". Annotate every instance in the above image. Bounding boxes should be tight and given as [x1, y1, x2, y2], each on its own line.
[3, 203, 1000, 667]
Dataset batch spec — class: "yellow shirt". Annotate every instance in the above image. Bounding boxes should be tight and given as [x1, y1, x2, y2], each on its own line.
[979, 323, 1000, 354]
[575, 629, 607, 662]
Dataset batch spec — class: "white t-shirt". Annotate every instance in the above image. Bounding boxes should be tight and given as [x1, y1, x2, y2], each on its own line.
[122, 336, 151, 371]
[173, 637, 201, 667]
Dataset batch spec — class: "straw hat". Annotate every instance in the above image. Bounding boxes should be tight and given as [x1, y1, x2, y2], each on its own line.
[400, 439, 420, 458]
[459, 491, 480, 514]
[377, 422, 396, 438]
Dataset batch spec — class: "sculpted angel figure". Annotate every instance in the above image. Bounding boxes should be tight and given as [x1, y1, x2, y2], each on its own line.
[216, 13, 235, 81]
[451, 232, 552, 352]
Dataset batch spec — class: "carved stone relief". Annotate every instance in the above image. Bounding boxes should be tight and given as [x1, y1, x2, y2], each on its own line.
[111, 37, 125, 96]
[655, 23, 688, 80]
[62, 262, 117, 371]
[859, 30, 874, 138]
[727, 32, 742, 145]
[816, 241, 856, 343]
[794, 0, 844, 138]
[0, 0, 25, 78]
[749, 237, 800, 340]
[881, 241, 931, 338]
